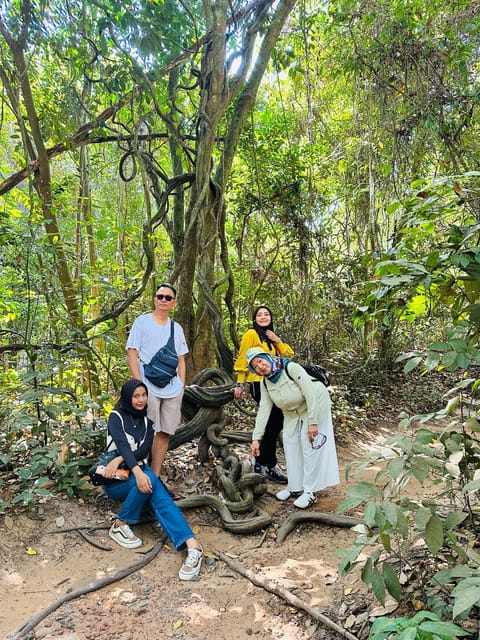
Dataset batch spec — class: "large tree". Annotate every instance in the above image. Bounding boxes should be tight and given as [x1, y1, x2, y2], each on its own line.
[0, 0, 297, 394]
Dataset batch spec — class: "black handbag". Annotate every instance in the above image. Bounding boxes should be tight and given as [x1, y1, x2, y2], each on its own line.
[143, 320, 178, 388]
[88, 449, 128, 486]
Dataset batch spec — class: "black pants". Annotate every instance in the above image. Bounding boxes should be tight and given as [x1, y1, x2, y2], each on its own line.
[250, 381, 284, 469]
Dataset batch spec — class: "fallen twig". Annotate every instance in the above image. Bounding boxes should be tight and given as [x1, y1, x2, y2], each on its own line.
[7, 535, 167, 640]
[251, 528, 269, 549]
[215, 550, 359, 640]
[47, 523, 112, 534]
[276, 512, 363, 544]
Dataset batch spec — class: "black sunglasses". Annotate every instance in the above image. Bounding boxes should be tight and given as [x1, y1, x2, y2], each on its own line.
[156, 294, 175, 301]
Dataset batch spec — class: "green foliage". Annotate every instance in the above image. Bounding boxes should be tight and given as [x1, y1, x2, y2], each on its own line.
[352, 173, 480, 371]
[337, 381, 480, 626]
[370, 610, 470, 640]
[0, 12, 479, 640]
[0, 359, 109, 511]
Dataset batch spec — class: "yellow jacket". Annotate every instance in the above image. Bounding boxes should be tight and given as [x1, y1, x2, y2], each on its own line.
[233, 329, 294, 384]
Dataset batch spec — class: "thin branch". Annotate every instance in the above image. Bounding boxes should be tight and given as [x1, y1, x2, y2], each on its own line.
[0, 0, 269, 196]
[215, 550, 360, 640]
[7, 536, 166, 640]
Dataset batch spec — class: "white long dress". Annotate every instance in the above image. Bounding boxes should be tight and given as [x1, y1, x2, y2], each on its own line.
[252, 362, 340, 493]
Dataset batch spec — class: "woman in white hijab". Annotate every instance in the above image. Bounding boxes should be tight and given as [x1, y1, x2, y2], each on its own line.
[246, 346, 340, 509]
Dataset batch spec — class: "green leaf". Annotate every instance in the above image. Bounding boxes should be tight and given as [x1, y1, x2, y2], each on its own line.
[379, 532, 391, 551]
[387, 456, 406, 480]
[338, 544, 363, 576]
[411, 457, 430, 484]
[442, 350, 459, 370]
[425, 514, 443, 555]
[383, 563, 401, 601]
[347, 482, 383, 500]
[465, 417, 480, 432]
[370, 568, 386, 605]
[415, 507, 433, 531]
[444, 511, 468, 529]
[452, 577, 480, 619]
[396, 510, 409, 538]
[363, 501, 377, 527]
[419, 620, 470, 640]
[429, 342, 450, 351]
[414, 429, 436, 444]
[404, 356, 422, 373]
[433, 566, 472, 585]
[463, 478, 480, 492]
[444, 395, 460, 414]
[397, 627, 417, 640]
[336, 496, 365, 512]
[381, 501, 399, 527]
[370, 616, 401, 639]
[420, 620, 471, 637]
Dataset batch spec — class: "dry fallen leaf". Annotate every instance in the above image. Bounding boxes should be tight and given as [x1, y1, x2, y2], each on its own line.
[345, 614, 357, 628]
[25, 548, 37, 555]
[369, 597, 398, 618]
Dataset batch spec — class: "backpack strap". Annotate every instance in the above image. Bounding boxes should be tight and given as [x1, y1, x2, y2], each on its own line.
[284, 361, 293, 382]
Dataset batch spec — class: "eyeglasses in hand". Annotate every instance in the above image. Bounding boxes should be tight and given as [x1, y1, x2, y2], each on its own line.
[312, 434, 327, 450]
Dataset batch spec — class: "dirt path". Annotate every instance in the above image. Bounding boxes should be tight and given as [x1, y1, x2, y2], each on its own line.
[0, 432, 393, 640]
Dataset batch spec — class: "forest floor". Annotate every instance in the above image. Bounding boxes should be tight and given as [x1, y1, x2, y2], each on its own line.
[0, 374, 465, 640]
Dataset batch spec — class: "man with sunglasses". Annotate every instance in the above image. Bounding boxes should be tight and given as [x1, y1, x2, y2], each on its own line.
[245, 346, 340, 509]
[126, 283, 188, 476]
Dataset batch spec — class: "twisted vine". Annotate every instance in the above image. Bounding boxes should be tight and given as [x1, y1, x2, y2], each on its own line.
[170, 367, 272, 534]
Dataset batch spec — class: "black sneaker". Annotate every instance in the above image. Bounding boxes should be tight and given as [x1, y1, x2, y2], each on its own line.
[264, 466, 288, 484]
[251, 458, 265, 475]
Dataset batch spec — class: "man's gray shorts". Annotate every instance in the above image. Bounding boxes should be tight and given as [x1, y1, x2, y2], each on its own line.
[147, 392, 184, 435]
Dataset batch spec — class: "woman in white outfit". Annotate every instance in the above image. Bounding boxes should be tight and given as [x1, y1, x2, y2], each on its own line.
[246, 346, 340, 509]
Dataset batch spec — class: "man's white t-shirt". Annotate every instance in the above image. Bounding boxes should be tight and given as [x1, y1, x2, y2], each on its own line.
[126, 314, 189, 398]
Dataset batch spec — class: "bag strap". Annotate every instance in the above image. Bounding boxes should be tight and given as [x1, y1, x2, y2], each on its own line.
[284, 360, 293, 382]
[106, 410, 124, 451]
[107, 410, 148, 451]
[168, 318, 175, 345]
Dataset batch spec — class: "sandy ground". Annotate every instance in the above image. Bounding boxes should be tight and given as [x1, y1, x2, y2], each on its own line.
[0, 429, 397, 640]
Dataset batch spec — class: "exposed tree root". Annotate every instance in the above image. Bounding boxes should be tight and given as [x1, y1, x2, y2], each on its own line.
[215, 550, 360, 640]
[276, 512, 364, 543]
[7, 535, 166, 640]
[176, 493, 272, 533]
[78, 527, 113, 550]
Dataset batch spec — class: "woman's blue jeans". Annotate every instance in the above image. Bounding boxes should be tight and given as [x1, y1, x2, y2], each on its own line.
[103, 464, 193, 551]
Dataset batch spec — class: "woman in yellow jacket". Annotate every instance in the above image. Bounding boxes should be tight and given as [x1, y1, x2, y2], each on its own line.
[233, 305, 294, 483]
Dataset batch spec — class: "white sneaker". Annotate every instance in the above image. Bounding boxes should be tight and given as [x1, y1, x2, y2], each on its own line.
[109, 522, 142, 549]
[276, 489, 301, 501]
[179, 547, 203, 581]
[293, 492, 317, 509]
